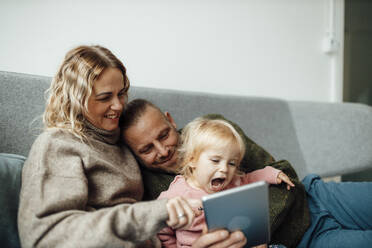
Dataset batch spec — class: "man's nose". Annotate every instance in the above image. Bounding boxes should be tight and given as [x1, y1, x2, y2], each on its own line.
[154, 141, 168, 157]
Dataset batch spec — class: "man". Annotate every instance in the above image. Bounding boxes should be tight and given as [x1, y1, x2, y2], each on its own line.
[120, 99, 310, 248]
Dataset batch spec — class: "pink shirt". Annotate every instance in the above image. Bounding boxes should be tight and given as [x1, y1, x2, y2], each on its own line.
[157, 166, 281, 248]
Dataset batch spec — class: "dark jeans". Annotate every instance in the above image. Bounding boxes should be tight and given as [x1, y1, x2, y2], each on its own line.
[297, 174, 372, 248]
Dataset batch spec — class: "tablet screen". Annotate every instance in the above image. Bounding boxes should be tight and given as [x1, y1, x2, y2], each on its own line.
[202, 181, 270, 247]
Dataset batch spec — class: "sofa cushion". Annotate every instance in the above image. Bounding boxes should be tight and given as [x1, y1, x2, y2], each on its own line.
[0, 153, 25, 248]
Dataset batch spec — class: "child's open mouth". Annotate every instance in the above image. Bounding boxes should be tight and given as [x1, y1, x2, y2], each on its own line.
[211, 177, 226, 191]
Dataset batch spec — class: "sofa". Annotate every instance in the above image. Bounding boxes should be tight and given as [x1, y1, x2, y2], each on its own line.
[1, 70, 372, 247]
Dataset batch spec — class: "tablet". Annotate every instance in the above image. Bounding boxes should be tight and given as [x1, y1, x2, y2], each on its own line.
[202, 181, 270, 247]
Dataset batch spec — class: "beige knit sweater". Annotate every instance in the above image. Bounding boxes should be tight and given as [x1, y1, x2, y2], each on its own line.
[18, 122, 168, 248]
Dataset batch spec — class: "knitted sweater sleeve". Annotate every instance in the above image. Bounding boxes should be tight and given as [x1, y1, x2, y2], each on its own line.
[157, 182, 179, 247]
[17, 131, 168, 248]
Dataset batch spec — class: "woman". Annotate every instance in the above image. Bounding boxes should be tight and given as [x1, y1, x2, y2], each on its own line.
[17, 45, 241, 248]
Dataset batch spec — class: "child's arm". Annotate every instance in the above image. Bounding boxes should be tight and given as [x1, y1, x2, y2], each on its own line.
[244, 166, 294, 189]
[244, 166, 280, 184]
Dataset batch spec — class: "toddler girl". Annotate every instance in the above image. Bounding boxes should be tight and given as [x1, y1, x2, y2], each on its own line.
[157, 117, 294, 247]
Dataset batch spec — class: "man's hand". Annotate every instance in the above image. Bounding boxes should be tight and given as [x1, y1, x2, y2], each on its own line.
[192, 227, 247, 248]
[252, 244, 267, 248]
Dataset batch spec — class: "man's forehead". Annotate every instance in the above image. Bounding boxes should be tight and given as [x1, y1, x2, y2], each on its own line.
[137, 106, 169, 129]
[124, 107, 169, 146]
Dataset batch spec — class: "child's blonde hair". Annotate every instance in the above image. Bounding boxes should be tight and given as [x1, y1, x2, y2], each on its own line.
[178, 117, 246, 178]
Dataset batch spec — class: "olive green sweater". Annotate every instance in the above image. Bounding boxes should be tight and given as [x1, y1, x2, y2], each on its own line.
[18, 122, 168, 248]
[140, 114, 310, 248]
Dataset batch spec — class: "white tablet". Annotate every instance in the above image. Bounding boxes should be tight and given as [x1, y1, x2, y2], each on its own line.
[202, 181, 270, 247]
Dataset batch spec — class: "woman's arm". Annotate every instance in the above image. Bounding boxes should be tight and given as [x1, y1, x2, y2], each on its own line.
[18, 131, 169, 247]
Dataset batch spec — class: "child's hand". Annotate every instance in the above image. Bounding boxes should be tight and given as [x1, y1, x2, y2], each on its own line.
[276, 171, 295, 190]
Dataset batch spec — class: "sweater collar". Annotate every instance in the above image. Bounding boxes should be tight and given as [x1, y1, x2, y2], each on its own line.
[84, 120, 120, 145]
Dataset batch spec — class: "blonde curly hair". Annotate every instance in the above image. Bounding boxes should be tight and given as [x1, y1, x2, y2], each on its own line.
[43, 45, 129, 140]
[178, 117, 246, 179]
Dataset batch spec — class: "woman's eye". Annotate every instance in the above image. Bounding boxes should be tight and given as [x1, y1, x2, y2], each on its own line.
[98, 97, 110, 102]
[211, 159, 219, 163]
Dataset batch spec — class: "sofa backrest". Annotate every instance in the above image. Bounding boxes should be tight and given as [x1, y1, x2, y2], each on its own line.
[1, 71, 48, 157]
[0, 71, 308, 177]
[130, 86, 307, 176]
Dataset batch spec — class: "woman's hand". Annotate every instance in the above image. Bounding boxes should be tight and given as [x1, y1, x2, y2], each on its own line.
[166, 196, 202, 230]
[276, 171, 295, 190]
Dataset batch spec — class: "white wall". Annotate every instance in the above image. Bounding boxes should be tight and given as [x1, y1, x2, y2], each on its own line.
[0, 0, 344, 102]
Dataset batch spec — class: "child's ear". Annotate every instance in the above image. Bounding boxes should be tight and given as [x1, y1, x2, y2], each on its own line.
[189, 157, 197, 169]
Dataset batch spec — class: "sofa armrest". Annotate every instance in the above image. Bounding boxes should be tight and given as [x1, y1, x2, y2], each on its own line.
[289, 101, 372, 177]
[0, 153, 25, 248]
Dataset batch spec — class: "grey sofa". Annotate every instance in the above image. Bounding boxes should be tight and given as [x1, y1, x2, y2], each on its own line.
[1, 70, 372, 247]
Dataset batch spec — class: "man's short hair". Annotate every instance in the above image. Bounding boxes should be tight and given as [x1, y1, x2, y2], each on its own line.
[120, 98, 162, 136]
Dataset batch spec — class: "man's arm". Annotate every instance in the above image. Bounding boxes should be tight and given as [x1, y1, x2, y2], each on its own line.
[141, 166, 175, 200]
